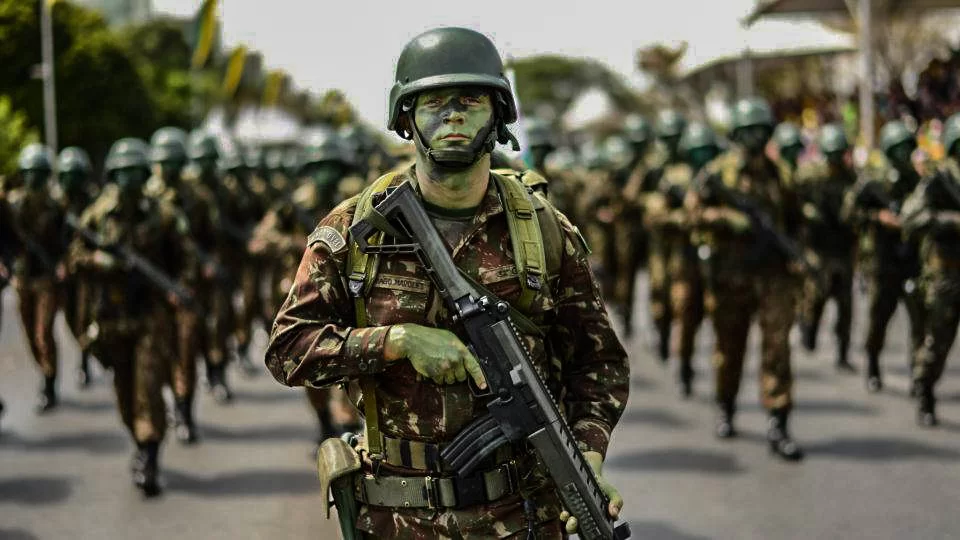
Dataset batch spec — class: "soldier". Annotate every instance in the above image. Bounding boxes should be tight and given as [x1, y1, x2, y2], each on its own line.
[900, 113, 960, 426]
[56, 146, 98, 387]
[773, 122, 805, 174]
[68, 138, 195, 496]
[264, 27, 628, 538]
[541, 146, 579, 216]
[2, 144, 67, 413]
[264, 147, 290, 197]
[576, 141, 619, 303]
[644, 110, 688, 360]
[690, 97, 804, 461]
[795, 124, 858, 372]
[250, 127, 364, 448]
[185, 131, 236, 404]
[242, 144, 278, 325]
[646, 122, 718, 397]
[842, 120, 924, 393]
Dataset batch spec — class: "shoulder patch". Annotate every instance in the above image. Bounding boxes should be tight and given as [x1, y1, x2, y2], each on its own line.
[310, 225, 347, 254]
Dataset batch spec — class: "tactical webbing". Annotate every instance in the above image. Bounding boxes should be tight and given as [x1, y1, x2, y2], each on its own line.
[348, 172, 401, 459]
[356, 461, 519, 509]
[492, 173, 547, 313]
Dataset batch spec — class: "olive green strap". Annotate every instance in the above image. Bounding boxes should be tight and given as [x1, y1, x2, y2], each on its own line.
[493, 173, 546, 313]
[356, 461, 519, 508]
[347, 172, 402, 459]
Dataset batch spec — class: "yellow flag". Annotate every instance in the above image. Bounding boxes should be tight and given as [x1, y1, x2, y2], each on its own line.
[262, 70, 288, 107]
[191, 0, 220, 70]
[222, 45, 248, 97]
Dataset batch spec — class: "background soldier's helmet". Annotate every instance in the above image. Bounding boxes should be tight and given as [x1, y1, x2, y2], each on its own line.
[17, 143, 54, 172]
[525, 117, 556, 150]
[217, 136, 247, 172]
[187, 130, 220, 161]
[818, 123, 849, 154]
[942, 113, 960, 156]
[602, 136, 633, 171]
[57, 147, 92, 174]
[105, 138, 150, 174]
[387, 27, 518, 147]
[149, 127, 188, 164]
[654, 109, 687, 139]
[730, 97, 775, 134]
[773, 122, 804, 151]
[878, 120, 916, 156]
[679, 122, 719, 154]
[580, 142, 608, 171]
[339, 123, 374, 156]
[624, 114, 653, 146]
[544, 147, 578, 173]
[283, 146, 303, 178]
[303, 127, 356, 168]
[264, 148, 285, 173]
[244, 145, 266, 172]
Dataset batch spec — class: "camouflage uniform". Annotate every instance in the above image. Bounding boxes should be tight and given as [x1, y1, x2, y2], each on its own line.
[692, 98, 804, 461]
[265, 28, 628, 538]
[841, 121, 924, 393]
[68, 138, 196, 496]
[575, 144, 620, 304]
[900, 116, 960, 426]
[3, 144, 66, 412]
[55, 147, 98, 387]
[794, 125, 858, 370]
[241, 145, 279, 325]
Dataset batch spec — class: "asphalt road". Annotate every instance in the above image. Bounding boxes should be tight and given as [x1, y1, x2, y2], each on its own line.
[1, 276, 959, 540]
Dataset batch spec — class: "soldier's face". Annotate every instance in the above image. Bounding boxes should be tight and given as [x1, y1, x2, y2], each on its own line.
[193, 158, 217, 177]
[738, 125, 771, 153]
[780, 145, 802, 165]
[687, 147, 718, 170]
[22, 170, 50, 191]
[155, 160, 183, 182]
[660, 135, 681, 157]
[114, 167, 146, 197]
[887, 142, 914, 169]
[59, 171, 86, 193]
[414, 87, 494, 149]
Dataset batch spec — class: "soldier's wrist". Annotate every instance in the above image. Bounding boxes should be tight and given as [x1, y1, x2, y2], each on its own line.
[384, 324, 407, 362]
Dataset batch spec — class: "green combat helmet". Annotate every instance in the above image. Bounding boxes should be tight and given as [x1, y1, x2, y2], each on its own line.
[655, 109, 687, 139]
[283, 146, 304, 179]
[602, 135, 634, 173]
[525, 117, 556, 171]
[387, 27, 519, 166]
[18, 143, 54, 190]
[878, 120, 916, 169]
[818, 123, 849, 155]
[105, 138, 150, 196]
[679, 122, 720, 171]
[625, 114, 653, 147]
[773, 122, 803, 152]
[265, 148, 285, 174]
[303, 127, 356, 168]
[57, 147, 92, 194]
[217, 136, 247, 173]
[187, 130, 220, 181]
[149, 127, 188, 165]
[580, 142, 608, 171]
[942, 113, 960, 158]
[730, 97, 775, 153]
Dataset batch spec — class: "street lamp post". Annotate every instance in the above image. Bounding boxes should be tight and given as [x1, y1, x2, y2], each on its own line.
[859, 0, 875, 149]
[40, 0, 58, 156]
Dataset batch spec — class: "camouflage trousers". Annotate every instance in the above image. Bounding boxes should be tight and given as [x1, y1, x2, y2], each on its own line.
[173, 280, 233, 400]
[800, 257, 853, 357]
[94, 312, 174, 443]
[706, 274, 797, 412]
[61, 276, 92, 351]
[669, 260, 704, 372]
[583, 221, 617, 304]
[173, 308, 201, 399]
[647, 247, 671, 353]
[356, 489, 564, 539]
[913, 269, 960, 389]
[864, 271, 925, 368]
[16, 278, 59, 378]
[613, 219, 646, 332]
[236, 259, 268, 353]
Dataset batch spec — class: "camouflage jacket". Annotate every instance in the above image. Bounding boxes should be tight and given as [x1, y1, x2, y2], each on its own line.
[146, 173, 220, 260]
[264, 167, 629, 460]
[692, 148, 803, 276]
[68, 185, 196, 331]
[841, 160, 920, 275]
[1, 187, 67, 279]
[901, 158, 960, 272]
[794, 159, 857, 258]
[644, 162, 699, 273]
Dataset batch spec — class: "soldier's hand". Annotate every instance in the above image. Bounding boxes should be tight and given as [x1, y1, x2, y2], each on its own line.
[559, 451, 623, 534]
[55, 262, 68, 282]
[202, 262, 218, 280]
[877, 209, 901, 229]
[92, 250, 119, 270]
[384, 324, 487, 389]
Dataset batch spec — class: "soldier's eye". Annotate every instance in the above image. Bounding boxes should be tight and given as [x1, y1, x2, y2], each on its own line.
[461, 96, 482, 106]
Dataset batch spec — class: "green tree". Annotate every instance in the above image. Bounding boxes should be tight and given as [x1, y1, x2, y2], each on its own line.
[0, 96, 39, 177]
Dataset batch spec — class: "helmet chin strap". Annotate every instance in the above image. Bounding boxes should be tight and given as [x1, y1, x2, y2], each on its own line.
[408, 110, 497, 170]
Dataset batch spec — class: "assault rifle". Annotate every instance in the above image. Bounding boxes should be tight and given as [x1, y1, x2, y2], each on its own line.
[700, 174, 818, 278]
[65, 213, 202, 315]
[925, 172, 960, 211]
[350, 182, 630, 540]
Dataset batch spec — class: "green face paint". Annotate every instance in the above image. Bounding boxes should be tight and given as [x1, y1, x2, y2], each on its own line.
[59, 171, 86, 194]
[887, 141, 915, 171]
[414, 87, 493, 150]
[23, 170, 50, 191]
[738, 125, 772, 154]
[687, 147, 718, 171]
[114, 167, 146, 200]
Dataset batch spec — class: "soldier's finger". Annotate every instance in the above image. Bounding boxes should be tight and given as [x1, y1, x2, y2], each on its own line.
[463, 353, 487, 390]
[443, 370, 457, 385]
[559, 511, 570, 522]
[609, 495, 623, 518]
[453, 361, 467, 383]
[565, 516, 579, 534]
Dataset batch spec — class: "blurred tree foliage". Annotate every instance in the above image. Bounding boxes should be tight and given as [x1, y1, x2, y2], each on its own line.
[0, 96, 40, 177]
[0, 0, 155, 168]
[511, 55, 647, 120]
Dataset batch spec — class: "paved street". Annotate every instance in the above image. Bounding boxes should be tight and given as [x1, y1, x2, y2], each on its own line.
[1, 277, 959, 540]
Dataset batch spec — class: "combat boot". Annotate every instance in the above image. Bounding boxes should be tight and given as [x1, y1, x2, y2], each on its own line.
[77, 352, 91, 389]
[207, 364, 233, 404]
[767, 411, 803, 462]
[236, 346, 259, 378]
[679, 363, 694, 399]
[35, 376, 58, 414]
[800, 322, 817, 352]
[835, 346, 856, 373]
[916, 387, 938, 428]
[0, 398, 4, 434]
[865, 354, 883, 393]
[131, 441, 162, 497]
[658, 337, 670, 365]
[714, 401, 736, 439]
[173, 398, 198, 444]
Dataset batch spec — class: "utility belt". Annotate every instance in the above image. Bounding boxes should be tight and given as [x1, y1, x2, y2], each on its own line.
[376, 433, 516, 473]
[355, 459, 520, 509]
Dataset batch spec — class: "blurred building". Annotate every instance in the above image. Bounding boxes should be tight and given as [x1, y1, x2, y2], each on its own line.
[74, 0, 153, 26]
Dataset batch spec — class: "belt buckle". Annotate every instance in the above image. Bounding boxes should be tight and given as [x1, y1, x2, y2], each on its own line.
[424, 476, 438, 509]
